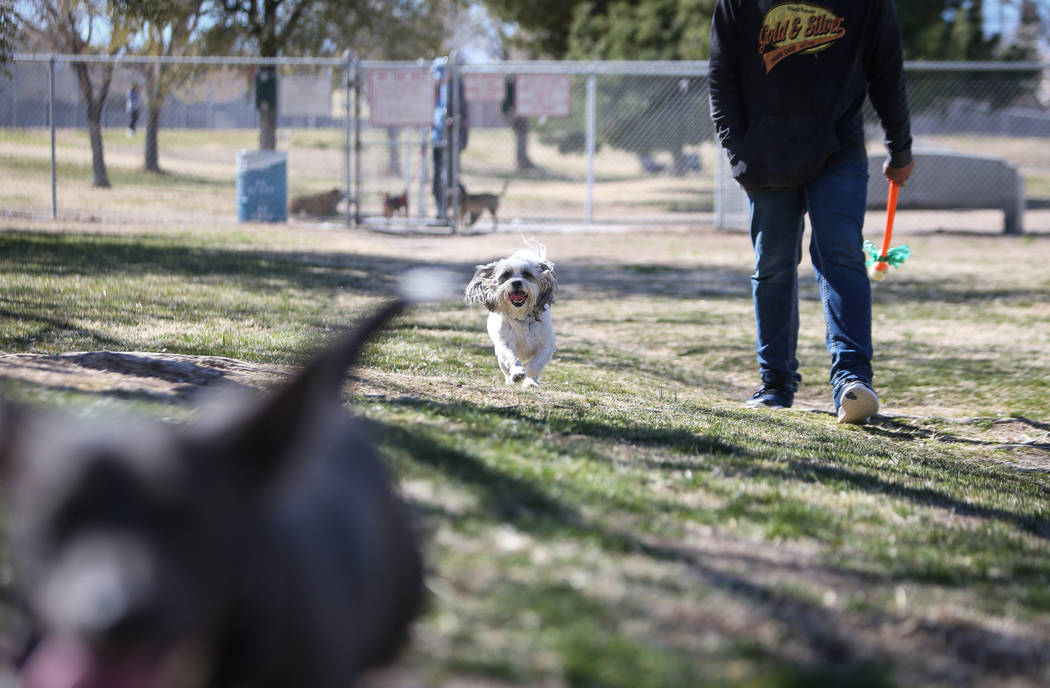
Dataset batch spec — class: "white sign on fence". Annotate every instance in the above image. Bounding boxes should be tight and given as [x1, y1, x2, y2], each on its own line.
[514, 74, 572, 118]
[463, 73, 506, 104]
[370, 69, 434, 127]
[279, 75, 331, 117]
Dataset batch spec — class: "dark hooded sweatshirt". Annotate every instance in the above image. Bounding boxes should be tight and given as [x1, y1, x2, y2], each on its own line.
[709, 0, 913, 192]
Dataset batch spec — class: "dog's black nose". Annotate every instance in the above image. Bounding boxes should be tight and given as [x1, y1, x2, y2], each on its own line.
[511, 279, 523, 289]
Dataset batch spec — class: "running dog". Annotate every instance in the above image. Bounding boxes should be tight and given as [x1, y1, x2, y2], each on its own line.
[1, 300, 426, 688]
[465, 240, 557, 387]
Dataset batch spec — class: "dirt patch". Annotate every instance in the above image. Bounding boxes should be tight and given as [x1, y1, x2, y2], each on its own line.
[0, 351, 289, 402]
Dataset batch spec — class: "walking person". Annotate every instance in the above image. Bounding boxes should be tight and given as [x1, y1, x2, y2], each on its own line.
[125, 84, 142, 137]
[708, 0, 915, 424]
[431, 58, 468, 221]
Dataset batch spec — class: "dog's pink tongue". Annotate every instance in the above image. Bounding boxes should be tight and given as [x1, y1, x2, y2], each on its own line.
[23, 636, 163, 688]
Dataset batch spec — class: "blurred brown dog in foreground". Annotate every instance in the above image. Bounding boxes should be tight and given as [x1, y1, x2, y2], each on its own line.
[290, 187, 345, 216]
[0, 298, 427, 688]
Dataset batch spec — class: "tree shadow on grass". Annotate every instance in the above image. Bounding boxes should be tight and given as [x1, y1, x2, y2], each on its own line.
[11, 228, 1043, 311]
[377, 401, 1050, 686]
[377, 392, 1050, 545]
[867, 414, 1050, 451]
[0, 229, 755, 303]
[0, 306, 125, 351]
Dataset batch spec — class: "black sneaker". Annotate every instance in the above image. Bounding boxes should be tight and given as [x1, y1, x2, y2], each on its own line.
[745, 384, 794, 409]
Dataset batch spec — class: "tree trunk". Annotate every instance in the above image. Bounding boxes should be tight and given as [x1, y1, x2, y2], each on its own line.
[511, 116, 536, 171]
[144, 65, 162, 173]
[144, 105, 162, 172]
[74, 62, 112, 188]
[259, 102, 277, 150]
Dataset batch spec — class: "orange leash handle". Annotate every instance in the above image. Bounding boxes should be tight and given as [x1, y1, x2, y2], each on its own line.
[878, 181, 899, 268]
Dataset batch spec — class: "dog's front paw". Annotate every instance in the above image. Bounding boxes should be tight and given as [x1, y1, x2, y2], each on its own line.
[522, 377, 540, 388]
[511, 367, 526, 383]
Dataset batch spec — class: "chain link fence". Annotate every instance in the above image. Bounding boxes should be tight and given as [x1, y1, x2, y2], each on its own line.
[2, 54, 352, 225]
[2, 56, 1049, 233]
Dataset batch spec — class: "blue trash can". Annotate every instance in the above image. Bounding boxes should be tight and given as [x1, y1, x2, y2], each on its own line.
[236, 150, 287, 222]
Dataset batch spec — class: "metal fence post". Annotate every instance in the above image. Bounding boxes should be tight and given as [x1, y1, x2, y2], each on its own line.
[49, 55, 57, 220]
[353, 56, 362, 226]
[585, 68, 597, 224]
[12, 58, 18, 128]
[343, 50, 352, 227]
[450, 51, 461, 233]
[416, 127, 427, 219]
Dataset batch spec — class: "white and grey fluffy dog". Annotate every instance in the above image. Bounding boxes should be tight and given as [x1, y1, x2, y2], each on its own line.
[465, 245, 557, 387]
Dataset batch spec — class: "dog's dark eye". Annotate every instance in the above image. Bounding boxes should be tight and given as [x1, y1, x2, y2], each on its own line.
[521, 270, 533, 280]
[499, 271, 512, 282]
[52, 454, 186, 539]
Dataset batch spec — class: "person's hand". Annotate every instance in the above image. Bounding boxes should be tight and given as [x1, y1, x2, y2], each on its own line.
[883, 159, 915, 187]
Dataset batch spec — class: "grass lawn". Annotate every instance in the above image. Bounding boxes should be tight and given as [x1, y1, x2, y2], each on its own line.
[0, 212, 1048, 687]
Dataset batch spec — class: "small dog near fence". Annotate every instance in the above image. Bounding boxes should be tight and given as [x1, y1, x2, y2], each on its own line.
[290, 187, 345, 216]
[382, 190, 409, 219]
[465, 239, 557, 387]
[0, 297, 428, 688]
[458, 180, 509, 230]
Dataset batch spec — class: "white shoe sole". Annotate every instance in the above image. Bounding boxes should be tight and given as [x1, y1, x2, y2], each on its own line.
[837, 383, 879, 424]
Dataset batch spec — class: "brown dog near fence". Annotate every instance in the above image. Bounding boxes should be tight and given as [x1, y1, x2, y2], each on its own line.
[382, 190, 409, 219]
[290, 187, 345, 216]
[459, 180, 509, 230]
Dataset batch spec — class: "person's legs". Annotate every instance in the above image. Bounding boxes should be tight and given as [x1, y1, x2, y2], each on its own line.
[804, 148, 874, 411]
[747, 187, 807, 399]
[432, 147, 445, 219]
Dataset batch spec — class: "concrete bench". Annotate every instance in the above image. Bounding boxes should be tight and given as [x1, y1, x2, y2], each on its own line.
[867, 149, 1025, 235]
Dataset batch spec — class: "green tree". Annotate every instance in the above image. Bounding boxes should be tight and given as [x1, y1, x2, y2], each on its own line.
[556, 0, 715, 174]
[1, 1, 18, 71]
[116, 0, 209, 173]
[344, 0, 458, 177]
[203, 0, 321, 149]
[480, 0, 585, 59]
[203, 1, 458, 151]
[14, 0, 134, 188]
[900, 1, 1039, 123]
[487, 0, 1017, 62]
[567, 0, 713, 61]
[480, 0, 590, 170]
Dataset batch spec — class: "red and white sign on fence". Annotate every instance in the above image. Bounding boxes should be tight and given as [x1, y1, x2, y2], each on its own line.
[514, 74, 572, 118]
[463, 73, 506, 104]
[369, 69, 434, 126]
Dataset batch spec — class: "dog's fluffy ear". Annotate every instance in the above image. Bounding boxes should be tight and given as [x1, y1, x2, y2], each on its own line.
[212, 300, 406, 489]
[536, 261, 558, 311]
[464, 262, 497, 310]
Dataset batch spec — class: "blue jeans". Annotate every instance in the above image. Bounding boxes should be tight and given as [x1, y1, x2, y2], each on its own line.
[746, 148, 872, 402]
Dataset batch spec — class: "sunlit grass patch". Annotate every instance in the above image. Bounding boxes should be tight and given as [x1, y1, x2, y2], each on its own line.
[2, 221, 1050, 687]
